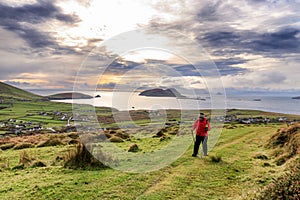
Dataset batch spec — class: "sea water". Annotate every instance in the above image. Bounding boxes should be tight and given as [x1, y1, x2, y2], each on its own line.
[31, 90, 300, 115]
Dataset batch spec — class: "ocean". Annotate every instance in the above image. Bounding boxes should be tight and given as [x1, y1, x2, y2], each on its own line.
[31, 90, 300, 115]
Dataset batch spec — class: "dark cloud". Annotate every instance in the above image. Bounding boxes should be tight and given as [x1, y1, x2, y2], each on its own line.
[251, 28, 300, 52]
[0, 1, 80, 49]
[200, 28, 300, 57]
[0, 1, 79, 24]
[103, 60, 142, 75]
[174, 64, 200, 76]
[196, 1, 221, 21]
[174, 60, 248, 76]
[214, 59, 248, 75]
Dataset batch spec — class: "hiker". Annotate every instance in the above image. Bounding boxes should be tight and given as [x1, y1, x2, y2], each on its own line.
[192, 113, 211, 157]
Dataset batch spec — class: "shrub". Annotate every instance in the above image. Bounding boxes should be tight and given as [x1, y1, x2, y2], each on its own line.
[13, 143, 35, 150]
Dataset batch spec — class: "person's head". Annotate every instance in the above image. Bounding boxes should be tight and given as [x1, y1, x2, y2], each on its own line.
[199, 113, 205, 121]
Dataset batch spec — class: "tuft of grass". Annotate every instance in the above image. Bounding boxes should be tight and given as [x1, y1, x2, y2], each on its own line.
[210, 154, 222, 163]
[128, 143, 140, 152]
[109, 136, 124, 143]
[67, 132, 79, 139]
[0, 143, 15, 150]
[63, 143, 108, 169]
[31, 160, 47, 168]
[0, 157, 10, 169]
[19, 150, 35, 167]
[253, 153, 268, 160]
[37, 137, 63, 147]
[13, 143, 35, 150]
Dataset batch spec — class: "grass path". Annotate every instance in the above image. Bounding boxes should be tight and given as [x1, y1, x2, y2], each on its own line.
[0, 124, 285, 199]
[135, 125, 282, 199]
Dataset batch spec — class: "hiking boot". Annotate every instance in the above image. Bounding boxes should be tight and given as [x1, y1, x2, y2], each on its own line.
[192, 154, 197, 157]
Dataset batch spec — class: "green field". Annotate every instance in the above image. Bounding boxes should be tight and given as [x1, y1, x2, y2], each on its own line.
[0, 122, 298, 199]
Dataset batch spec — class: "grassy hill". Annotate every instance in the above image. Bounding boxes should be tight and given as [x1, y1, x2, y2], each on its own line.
[0, 82, 42, 101]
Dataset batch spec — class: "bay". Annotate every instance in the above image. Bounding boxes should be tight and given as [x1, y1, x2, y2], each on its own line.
[33, 90, 300, 115]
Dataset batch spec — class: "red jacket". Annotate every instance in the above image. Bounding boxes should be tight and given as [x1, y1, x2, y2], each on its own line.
[192, 118, 211, 136]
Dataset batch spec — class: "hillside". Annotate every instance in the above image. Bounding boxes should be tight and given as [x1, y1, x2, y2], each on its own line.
[0, 82, 42, 101]
[254, 123, 300, 199]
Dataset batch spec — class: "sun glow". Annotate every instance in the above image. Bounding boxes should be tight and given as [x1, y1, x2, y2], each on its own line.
[54, 0, 158, 49]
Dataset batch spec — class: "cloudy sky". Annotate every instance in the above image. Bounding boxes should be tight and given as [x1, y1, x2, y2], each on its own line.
[0, 0, 299, 94]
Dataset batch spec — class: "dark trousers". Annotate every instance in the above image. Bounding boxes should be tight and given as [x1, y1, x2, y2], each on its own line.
[193, 135, 208, 156]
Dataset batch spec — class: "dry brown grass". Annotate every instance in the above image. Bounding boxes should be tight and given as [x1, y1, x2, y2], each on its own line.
[13, 143, 35, 150]
[0, 133, 79, 150]
[63, 143, 113, 169]
[14, 150, 46, 169]
[0, 143, 15, 150]
[109, 136, 124, 143]
[19, 150, 34, 167]
[267, 123, 300, 166]
[36, 137, 63, 147]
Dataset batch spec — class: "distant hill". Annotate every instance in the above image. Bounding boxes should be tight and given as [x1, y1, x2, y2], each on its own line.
[46, 92, 93, 100]
[139, 88, 185, 97]
[0, 82, 42, 101]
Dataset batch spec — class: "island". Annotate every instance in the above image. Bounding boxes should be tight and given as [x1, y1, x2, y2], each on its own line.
[139, 88, 185, 98]
[46, 92, 93, 100]
[292, 96, 300, 100]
